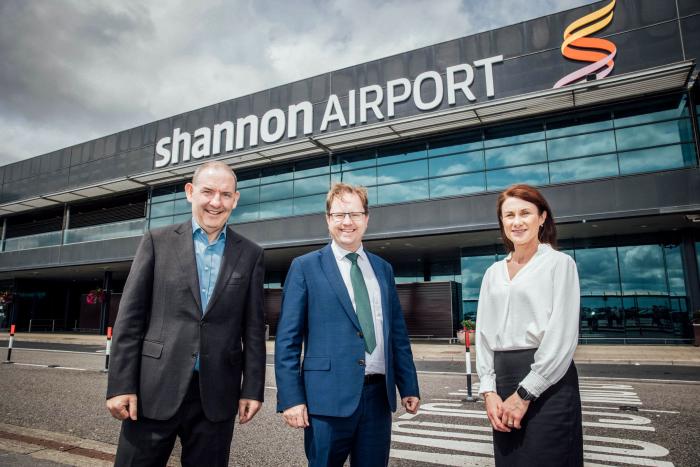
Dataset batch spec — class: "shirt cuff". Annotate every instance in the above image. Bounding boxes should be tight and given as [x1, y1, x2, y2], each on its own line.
[519, 370, 551, 398]
[478, 374, 496, 395]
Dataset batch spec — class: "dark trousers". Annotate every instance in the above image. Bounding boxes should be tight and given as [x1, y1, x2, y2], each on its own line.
[304, 377, 392, 467]
[114, 374, 235, 467]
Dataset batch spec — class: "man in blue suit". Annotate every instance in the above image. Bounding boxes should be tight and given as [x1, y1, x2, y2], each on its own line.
[275, 182, 420, 467]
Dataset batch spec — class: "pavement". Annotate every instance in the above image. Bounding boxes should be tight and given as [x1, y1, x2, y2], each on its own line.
[6, 331, 700, 366]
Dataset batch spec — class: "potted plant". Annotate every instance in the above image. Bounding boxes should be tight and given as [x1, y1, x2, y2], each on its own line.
[457, 318, 475, 345]
[693, 311, 700, 347]
[86, 288, 106, 305]
[0, 291, 13, 306]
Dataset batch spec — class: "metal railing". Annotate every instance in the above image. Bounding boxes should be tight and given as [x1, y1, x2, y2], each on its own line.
[28, 319, 67, 333]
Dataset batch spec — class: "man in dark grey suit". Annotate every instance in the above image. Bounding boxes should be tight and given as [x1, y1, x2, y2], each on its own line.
[106, 161, 266, 466]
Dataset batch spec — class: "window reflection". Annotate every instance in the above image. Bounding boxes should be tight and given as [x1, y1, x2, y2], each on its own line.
[259, 181, 293, 203]
[430, 172, 485, 198]
[377, 159, 428, 184]
[575, 247, 621, 295]
[619, 144, 694, 175]
[377, 180, 429, 204]
[547, 131, 616, 160]
[293, 194, 326, 215]
[485, 141, 547, 169]
[615, 119, 692, 151]
[486, 163, 548, 191]
[549, 154, 618, 183]
[429, 151, 484, 177]
[664, 244, 686, 296]
[618, 245, 667, 295]
[294, 175, 329, 197]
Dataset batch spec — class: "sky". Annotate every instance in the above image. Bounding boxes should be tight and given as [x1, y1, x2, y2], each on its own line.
[0, 0, 595, 167]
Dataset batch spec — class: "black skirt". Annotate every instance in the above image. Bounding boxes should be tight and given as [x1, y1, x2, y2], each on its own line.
[492, 349, 583, 467]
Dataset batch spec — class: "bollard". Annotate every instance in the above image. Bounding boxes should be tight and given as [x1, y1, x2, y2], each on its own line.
[103, 326, 112, 372]
[4, 324, 15, 364]
[463, 325, 475, 402]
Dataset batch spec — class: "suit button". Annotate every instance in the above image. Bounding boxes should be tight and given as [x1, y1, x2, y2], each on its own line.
[358, 359, 365, 366]
[191, 353, 197, 358]
[357, 332, 363, 338]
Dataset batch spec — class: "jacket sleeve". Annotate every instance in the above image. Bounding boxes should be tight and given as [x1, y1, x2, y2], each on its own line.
[106, 230, 155, 399]
[388, 265, 420, 399]
[240, 248, 267, 401]
[274, 258, 308, 412]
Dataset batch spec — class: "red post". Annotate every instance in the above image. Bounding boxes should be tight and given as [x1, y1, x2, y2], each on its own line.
[104, 326, 112, 372]
[464, 324, 474, 401]
[4, 324, 16, 363]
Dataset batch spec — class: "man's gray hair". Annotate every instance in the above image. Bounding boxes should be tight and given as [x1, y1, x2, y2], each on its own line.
[192, 161, 237, 188]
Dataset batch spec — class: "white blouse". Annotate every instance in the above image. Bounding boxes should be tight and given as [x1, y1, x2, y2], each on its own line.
[475, 243, 580, 397]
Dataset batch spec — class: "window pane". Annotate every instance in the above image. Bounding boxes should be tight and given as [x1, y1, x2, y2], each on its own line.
[429, 151, 484, 176]
[294, 193, 326, 215]
[429, 131, 483, 157]
[259, 181, 293, 202]
[549, 154, 618, 183]
[377, 143, 426, 165]
[295, 157, 329, 178]
[485, 141, 546, 169]
[342, 167, 376, 186]
[486, 163, 549, 191]
[230, 204, 259, 223]
[664, 244, 686, 296]
[377, 159, 428, 184]
[333, 150, 376, 171]
[294, 174, 329, 197]
[614, 95, 689, 127]
[260, 165, 293, 184]
[546, 111, 613, 138]
[238, 186, 260, 206]
[237, 170, 260, 188]
[547, 130, 616, 160]
[575, 247, 621, 295]
[377, 180, 429, 204]
[616, 119, 693, 151]
[619, 144, 695, 175]
[430, 172, 486, 198]
[173, 197, 191, 215]
[484, 123, 544, 148]
[149, 200, 174, 218]
[580, 296, 624, 335]
[259, 199, 293, 219]
[618, 245, 667, 295]
[461, 255, 495, 299]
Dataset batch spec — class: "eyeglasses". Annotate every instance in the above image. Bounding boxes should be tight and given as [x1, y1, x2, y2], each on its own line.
[328, 211, 366, 222]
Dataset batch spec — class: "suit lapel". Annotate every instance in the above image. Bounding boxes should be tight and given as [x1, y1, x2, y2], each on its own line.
[204, 227, 243, 315]
[174, 221, 203, 314]
[320, 244, 362, 331]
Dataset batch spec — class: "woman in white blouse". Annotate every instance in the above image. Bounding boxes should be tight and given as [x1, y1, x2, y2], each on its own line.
[475, 184, 583, 466]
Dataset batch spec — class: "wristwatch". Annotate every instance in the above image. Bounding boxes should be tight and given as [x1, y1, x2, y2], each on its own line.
[516, 385, 537, 401]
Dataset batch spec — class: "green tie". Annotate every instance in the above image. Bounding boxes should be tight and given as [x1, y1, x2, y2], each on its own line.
[345, 252, 377, 354]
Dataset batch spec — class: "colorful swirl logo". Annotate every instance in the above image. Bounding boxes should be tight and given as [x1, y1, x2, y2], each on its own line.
[553, 0, 616, 89]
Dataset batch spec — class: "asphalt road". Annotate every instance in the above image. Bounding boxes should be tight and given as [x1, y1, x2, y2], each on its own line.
[0, 349, 698, 466]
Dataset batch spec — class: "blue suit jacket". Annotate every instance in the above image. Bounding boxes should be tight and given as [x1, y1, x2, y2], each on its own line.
[275, 244, 420, 417]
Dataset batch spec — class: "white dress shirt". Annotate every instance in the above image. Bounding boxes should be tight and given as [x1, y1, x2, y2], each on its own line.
[475, 243, 580, 397]
[331, 241, 386, 376]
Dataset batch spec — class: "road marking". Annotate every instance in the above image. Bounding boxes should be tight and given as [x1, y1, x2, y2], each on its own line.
[6, 363, 89, 372]
[583, 405, 680, 414]
[3, 347, 102, 356]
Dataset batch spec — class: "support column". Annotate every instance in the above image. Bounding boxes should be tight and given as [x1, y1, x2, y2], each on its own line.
[99, 271, 113, 335]
[681, 229, 700, 333]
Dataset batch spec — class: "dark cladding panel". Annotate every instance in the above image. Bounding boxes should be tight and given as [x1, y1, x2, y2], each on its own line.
[0, 245, 62, 271]
[156, 118, 173, 140]
[681, 15, 700, 62]
[609, 21, 683, 74]
[606, 0, 676, 32]
[263, 288, 282, 336]
[59, 235, 141, 264]
[679, 0, 700, 16]
[330, 65, 358, 97]
[396, 282, 456, 338]
[270, 83, 292, 110]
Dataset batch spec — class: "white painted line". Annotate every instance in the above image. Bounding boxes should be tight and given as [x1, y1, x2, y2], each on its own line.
[9, 363, 89, 372]
[8, 347, 101, 356]
[582, 405, 679, 414]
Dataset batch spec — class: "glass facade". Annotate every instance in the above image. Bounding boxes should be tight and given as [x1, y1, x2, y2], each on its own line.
[145, 93, 697, 227]
[461, 238, 692, 341]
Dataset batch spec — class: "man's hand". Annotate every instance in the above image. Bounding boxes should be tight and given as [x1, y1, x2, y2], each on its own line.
[106, 394, 138, 421]
[401, 396, 420, 414]
[500, 392, 530, 430]
[238, 399, 262, 424]
[282, 404, 309, 428]
[483, 392, 510, 432]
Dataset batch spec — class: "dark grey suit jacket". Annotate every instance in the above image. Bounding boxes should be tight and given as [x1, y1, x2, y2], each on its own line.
[107, 220, 266, 422]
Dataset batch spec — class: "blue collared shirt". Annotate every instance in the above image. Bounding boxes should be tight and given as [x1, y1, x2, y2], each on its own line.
[192, 218, 226, 313]
[192, 218, 226, 371]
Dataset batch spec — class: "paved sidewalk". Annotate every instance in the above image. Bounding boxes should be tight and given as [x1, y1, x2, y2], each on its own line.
[7, 332, 700, 366]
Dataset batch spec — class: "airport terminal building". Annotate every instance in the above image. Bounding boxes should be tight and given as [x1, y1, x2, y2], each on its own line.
[1, 0, 699, 343]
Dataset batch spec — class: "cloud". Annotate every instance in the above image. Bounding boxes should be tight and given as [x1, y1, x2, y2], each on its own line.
[0, 0, 594, 166]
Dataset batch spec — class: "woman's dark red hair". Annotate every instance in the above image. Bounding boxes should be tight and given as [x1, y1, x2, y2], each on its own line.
[497, 184, 557, 252]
